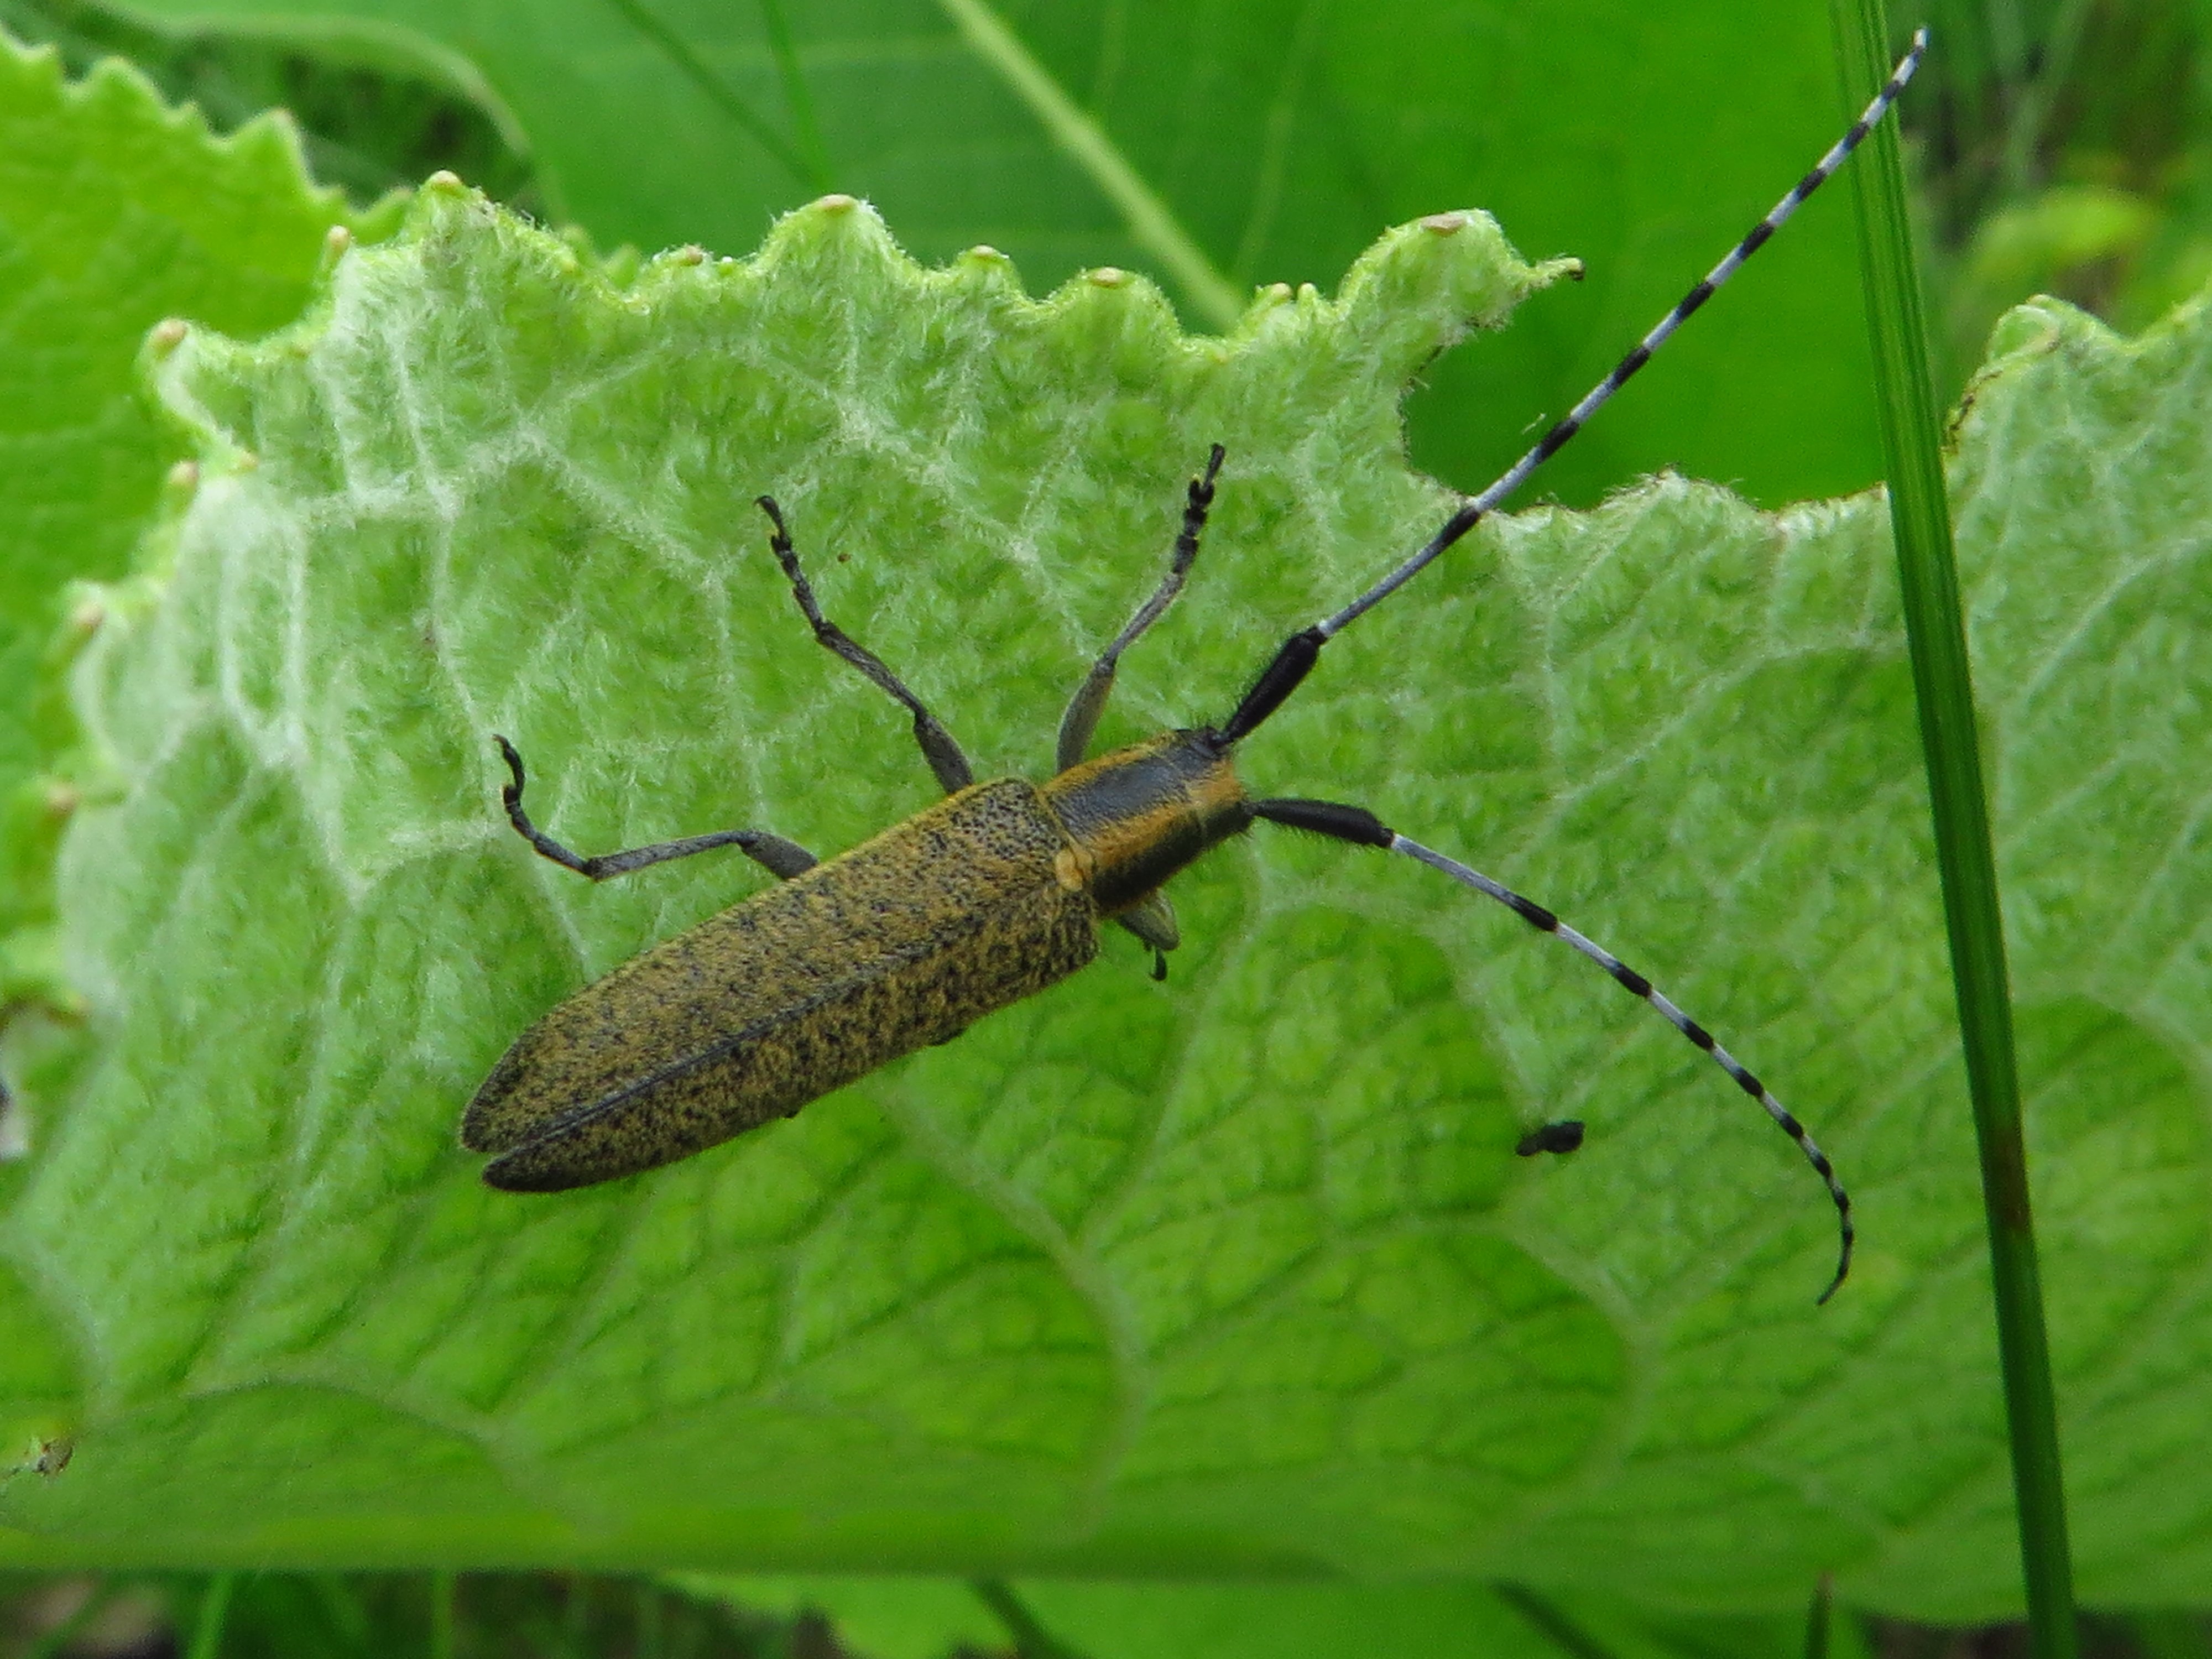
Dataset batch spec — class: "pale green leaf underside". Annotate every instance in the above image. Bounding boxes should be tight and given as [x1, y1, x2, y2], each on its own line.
[0, 184, 2208, 1624]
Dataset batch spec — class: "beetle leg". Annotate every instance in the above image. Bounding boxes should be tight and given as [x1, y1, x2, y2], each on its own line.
[755, 497, 974, 796]
[493, 735, 817, 881]
[1249, 794, 1853, 1307]
[1115, 890, 1180, 981]
[1056, 445, 1225, 774]
[1517, 1121, 1585, 1156]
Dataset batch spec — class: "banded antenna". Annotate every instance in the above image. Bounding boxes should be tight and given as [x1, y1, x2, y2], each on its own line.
[1223, 28, 1931, 1303]
[1326, 27, 1932, 639]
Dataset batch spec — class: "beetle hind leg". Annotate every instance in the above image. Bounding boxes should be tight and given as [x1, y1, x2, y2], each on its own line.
[493, 734, 817, 881]
[755, 496, 975, 796]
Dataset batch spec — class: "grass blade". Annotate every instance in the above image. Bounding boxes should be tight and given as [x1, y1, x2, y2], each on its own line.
[1493, 1584, 1624, 1659]
[1806, 1575, 1833, 1659]
[1827, 4, 2079, 1653]
[27, 1579, 116, 1659]
[429, 1572, 457, 1659]
[972, 1579, 1091, 1659]
[184, 1574, 233, 1659]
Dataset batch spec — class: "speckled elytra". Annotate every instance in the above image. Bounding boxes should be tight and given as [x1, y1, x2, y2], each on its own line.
[462, 34, 1928, 1305]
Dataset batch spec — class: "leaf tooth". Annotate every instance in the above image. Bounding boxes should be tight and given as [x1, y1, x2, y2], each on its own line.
[1324, 211, 1568, 387]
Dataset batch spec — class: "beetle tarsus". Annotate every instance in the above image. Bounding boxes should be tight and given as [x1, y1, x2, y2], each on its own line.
[755, 497, 976, 795]
[1055, 447, 1227, 774]
[494, 733, 526, 806]
[1517, 1121, 1585, 1157]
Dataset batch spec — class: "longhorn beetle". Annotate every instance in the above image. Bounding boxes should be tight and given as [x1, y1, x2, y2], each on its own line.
[463, 33, 1928, 1303]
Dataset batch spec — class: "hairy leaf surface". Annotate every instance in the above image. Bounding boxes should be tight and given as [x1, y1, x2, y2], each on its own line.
[0, 32, 397, 1004]
[0, 180, 2207, 1623]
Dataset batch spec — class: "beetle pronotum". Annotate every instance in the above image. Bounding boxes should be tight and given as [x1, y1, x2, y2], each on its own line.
[463, 34, 1928, 1303]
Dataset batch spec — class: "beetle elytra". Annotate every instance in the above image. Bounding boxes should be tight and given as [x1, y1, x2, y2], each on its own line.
[463, 34, 1929, 1303]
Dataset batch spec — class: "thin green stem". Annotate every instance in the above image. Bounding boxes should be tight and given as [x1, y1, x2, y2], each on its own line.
[598, 0, 823, 191]
[28, 1578, 117, 1659]
[2000, 0, 2096, 200]
[184, 1574, 234, 1659]
[1491, 1584, 1622, 1659]
[1829, 4, 2078, 1655]
[933, 0, 1244, 328]
[428, 1571, 457, 1659]
[1228, 0, 1326, 283]
[311, 1573, 372, 1651]
[1983, 0, 2034, 197]
[756, 0, 831, 187]
[561, 1573, 591, 1659]
[1805, 1575, 1833, 1659]
[971, 1578, 1087, 1659]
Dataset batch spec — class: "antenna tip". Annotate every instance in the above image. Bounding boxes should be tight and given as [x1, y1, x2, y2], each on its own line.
[1815, 1251, 1850, 1306]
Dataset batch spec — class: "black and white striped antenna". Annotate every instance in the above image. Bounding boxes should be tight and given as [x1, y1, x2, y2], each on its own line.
[1223, 29, 1929, 1303]
[1324, 27, 1930, 638]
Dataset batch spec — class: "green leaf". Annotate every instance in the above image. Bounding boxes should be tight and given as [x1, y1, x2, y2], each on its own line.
[0, 0, 537, 210]
[2, 179, 2209, 1621]
[91, 0, 1887, 509]
[0, 31, 399, 1003]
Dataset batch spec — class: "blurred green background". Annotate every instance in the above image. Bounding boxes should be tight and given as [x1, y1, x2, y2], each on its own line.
[5, 0, 2208, 508]
[1, 0, 2209, 1652]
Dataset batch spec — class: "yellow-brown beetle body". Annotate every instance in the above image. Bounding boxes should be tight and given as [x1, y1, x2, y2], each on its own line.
[463, 35, 1937, 1297]
[466, 734, 1251, 1191]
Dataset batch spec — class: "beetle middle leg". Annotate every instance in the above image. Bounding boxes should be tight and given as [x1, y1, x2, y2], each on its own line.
[493, 735, 818, 881]
[754, 496, 974, 795]
[1055, 444, 1224, 774]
